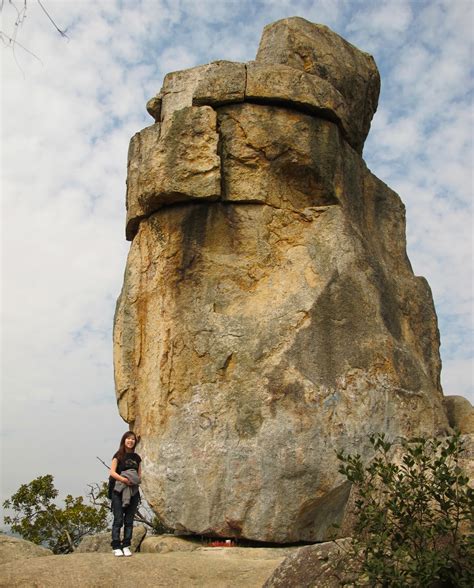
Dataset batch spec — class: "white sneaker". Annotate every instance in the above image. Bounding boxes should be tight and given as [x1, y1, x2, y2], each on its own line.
[113, 548, 124, 557]
[122, 547, 132, 557]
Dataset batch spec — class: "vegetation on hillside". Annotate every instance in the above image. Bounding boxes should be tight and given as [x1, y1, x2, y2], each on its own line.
[3, 474, 108, 553]
[337, 432, 474, 587]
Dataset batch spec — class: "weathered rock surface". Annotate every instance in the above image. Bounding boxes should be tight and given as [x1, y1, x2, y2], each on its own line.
[246, 62, 350, 134]
[0, 534, 53, 564]
[146, 94, 161, 122]
[459, 434, 474, 488]
[256, 17, 380, 154]
[0, 551, 286, 587]
[114, 17, 450, 543]
[444, 395, 474, 434]
[218, 103, 341, 208]
[160, 60, 246, 122]
[263, 539, 362, 588]
[140, 534, 201, 553]
[75, 525, 147, 553]
[125, 106, 220, 240]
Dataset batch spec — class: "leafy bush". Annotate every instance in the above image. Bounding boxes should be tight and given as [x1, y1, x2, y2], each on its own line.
[3, 475, 109, 553]
[337, 432, 474, 587]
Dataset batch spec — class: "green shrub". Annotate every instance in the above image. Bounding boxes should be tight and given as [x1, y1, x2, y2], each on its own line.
[337, 432, 474, 587]
[3, 475, 109, 553]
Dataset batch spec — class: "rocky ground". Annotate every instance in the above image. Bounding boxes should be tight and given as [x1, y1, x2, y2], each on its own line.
[0, 547, 293, 587]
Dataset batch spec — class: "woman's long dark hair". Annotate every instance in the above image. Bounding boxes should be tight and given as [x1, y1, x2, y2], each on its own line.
[115, 431, 139, 462]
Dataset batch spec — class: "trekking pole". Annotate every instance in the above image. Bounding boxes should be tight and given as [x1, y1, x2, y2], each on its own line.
[96, 456, 110, 469]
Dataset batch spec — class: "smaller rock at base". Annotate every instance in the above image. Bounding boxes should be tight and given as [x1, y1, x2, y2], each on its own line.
[263, 539, 364, 588]
[140, 534, 202, 553]
[444, 395, 474, 434]
[0, 534, 53, 564]
[75, 525, 147, 553]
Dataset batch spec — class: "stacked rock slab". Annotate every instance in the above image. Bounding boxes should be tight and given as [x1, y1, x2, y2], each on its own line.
[114, 17, 449, 543]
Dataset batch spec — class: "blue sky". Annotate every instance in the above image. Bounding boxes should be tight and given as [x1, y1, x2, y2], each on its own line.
[1, 0, 472, 506]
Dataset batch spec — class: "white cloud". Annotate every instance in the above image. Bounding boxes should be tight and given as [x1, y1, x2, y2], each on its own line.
[442, 359, 474, 401]
[344, 0, 413, 53]
[359, 0, 473, 407]
[158, 45, 199, 73]
[362, 0, 412, 35]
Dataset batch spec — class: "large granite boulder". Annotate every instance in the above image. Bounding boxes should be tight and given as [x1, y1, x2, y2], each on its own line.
[0, 534, 53, 564]
[114, 17, 449, 543]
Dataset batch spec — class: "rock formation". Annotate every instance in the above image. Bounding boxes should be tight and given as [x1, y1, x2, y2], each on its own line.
[114, 17, 449, 543]
[444, 395, 474, 434]
[0, 534, 53, 564]
[263, 539, 358, 588]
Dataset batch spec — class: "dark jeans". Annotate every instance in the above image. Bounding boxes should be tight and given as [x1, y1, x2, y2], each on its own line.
[110, 490, 140, 549]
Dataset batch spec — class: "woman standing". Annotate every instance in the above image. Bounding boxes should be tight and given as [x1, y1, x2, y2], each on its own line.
[109, 431, 142, 557]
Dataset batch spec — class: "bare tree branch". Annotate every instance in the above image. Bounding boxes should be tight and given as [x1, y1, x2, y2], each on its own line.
[96, 456, 110, 470]
[36, 0, 68, 38]
[0, 30, 42, 61]
[1, 0, 68, 66]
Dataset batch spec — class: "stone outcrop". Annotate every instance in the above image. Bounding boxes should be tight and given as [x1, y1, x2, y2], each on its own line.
[140, 534, 201, 553]
[263, 539, 361, 588]
[444, 396, 474, 434]
[75, 525, 147, 553]
[114, 17, 449, 543]
[255, 18, 380, 154]
[0, 534, 53, 564]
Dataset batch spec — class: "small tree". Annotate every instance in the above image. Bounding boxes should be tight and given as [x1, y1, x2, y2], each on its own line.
[337, 432, 474, 587]
[3, 475, 109, 553]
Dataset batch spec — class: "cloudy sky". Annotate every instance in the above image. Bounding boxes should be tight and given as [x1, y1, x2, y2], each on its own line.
[1, 0, 472, 508]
